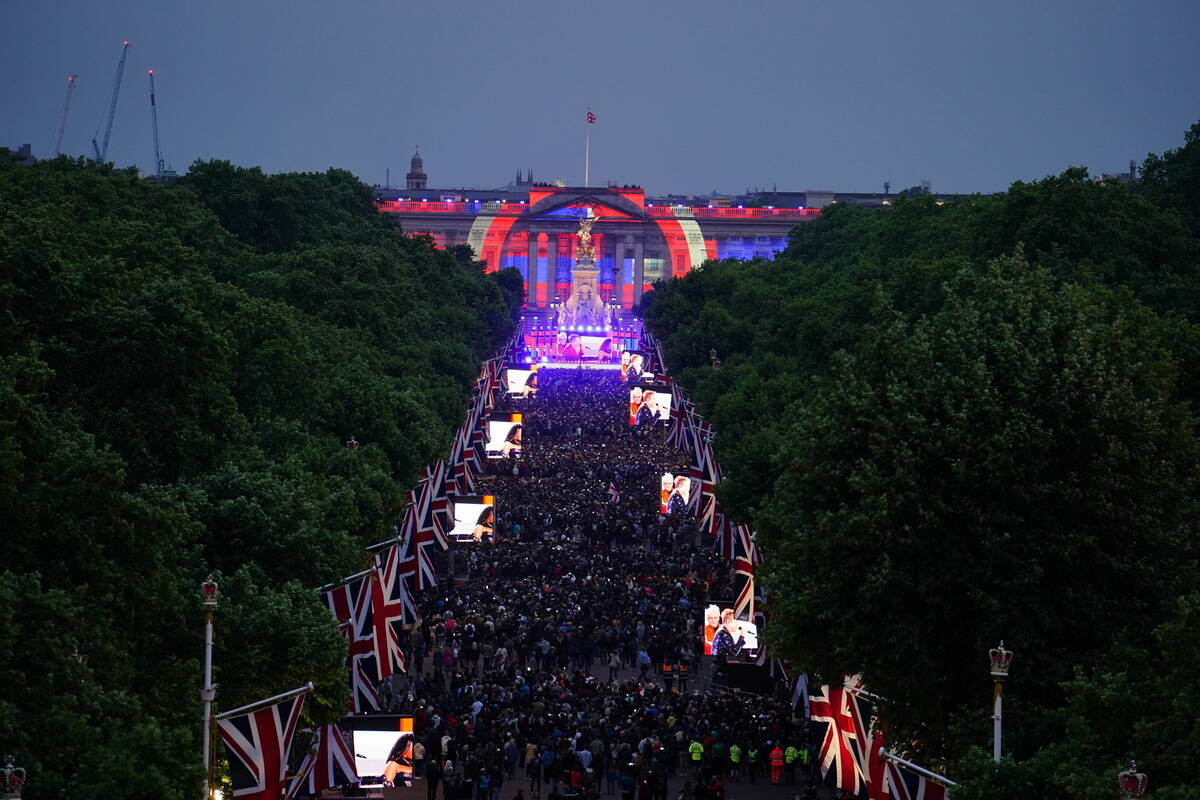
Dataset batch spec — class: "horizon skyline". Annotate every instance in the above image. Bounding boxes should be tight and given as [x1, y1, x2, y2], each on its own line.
[3, 1, 1197, 197]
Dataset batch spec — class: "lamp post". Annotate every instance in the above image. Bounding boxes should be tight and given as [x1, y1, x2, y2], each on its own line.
[201, 576, 219, 800]
[2, 756, 26, 799]
[989, 641, 1013, 763]
[1118, 761, 1147, 799]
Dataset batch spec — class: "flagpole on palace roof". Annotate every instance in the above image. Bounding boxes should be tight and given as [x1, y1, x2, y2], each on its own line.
[584, 107, 592, 187]
[216, 682, 314, 721]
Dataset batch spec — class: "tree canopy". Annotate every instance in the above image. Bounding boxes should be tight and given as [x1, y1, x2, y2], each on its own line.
[641, 123, 1200, 798]
[0, 154, 518, 798]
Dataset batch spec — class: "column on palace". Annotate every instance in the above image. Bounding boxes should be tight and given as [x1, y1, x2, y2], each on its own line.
[527, 230, 541, 307]
[547, 233, 559, 297]
[632, 236, 645, 309]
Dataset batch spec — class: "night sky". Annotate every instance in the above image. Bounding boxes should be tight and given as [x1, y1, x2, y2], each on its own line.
[3, 0, 1197, 196]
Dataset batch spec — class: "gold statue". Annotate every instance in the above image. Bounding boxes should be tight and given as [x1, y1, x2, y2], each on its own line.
[576, 211, 597, 262]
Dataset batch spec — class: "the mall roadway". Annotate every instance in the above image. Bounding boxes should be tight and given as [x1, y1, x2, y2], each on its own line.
[378, 656, 831, 800]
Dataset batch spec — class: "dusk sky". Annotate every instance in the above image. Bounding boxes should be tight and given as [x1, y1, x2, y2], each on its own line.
[3, 1, 1197, 196]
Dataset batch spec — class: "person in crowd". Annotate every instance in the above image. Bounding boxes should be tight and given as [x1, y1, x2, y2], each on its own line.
[472, 506, 495, 542]
[388, 367, 802, 800]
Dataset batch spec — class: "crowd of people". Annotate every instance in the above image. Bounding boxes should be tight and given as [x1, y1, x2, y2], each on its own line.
[380, 367, 818, 800]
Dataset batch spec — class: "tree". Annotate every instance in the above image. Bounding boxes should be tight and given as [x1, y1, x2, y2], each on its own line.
[1137, 121, 1200, 239]
[758, 254, 1198, 751]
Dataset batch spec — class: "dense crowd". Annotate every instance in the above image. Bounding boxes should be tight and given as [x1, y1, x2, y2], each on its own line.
[384, 368, 816, 800]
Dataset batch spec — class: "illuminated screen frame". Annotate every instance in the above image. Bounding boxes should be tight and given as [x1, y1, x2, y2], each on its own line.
[347, 715, 414, 788]
[628, 386, 671, 426]
[449, 495, 496, 542]
[660, 472, 692, 514]
[620, 350, 646, 382]
[700, 606, 759, 657]
[505, 366, 538, 396]
[486, 413, 523, 459]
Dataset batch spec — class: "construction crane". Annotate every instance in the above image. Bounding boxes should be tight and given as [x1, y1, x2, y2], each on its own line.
[51, 74, 78, 156]
[148, 69, 163, 179]
[91, 40, 130, 163]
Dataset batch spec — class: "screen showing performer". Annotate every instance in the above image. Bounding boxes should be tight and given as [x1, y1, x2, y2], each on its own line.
[449, 496, 496, 542]
[629, 387, 670, 426]
[701, 606, 759, 657]
[505, 367, 538, 397]
[486, 414, 523, 458]
[620, 351, 647, 382]
[351, 716, 414, 788]
[660, 473, 692, 514]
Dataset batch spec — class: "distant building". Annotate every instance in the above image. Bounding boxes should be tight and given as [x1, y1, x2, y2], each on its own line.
[375, 151, 972, 308]
[6, 143, 36, 165]
[405, 148, 427, 191]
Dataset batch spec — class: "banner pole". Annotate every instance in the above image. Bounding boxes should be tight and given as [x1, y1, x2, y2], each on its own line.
[216, 682, 314, 721]
[878, 748, 959, 788]
[316, 566, 376, 597]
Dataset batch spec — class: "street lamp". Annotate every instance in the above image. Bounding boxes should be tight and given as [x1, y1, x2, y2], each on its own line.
[201, 576, 219, 800]
[2, 756, 26, 799]
[989, 641, 1013, 762]
[1118, 761, 1147, 799]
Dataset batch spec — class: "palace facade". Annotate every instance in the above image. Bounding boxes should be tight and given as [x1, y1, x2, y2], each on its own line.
[377, 152, 822, 309]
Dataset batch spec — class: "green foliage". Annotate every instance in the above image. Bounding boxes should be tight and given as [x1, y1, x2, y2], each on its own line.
[0, 155, 516, 797]
[642, 122, 1200, 797]
[1137, 122, 1200, 239]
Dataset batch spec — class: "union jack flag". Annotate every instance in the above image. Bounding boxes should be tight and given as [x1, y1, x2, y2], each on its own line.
[425, 460, 452, 547]
[216, 691, 307, 800]
[285, 725, 359, 799]
[608, 482, 620, 503]
[811, 680, 894, 800]
[346, 623, 382, 712]
[810, 683, 866, 796]
[885, 762, 947, 800]
[586, 109, 596, 124]
[413, 472, 448, 551]
[322, 574, 366, 626]
[394, 527, 437, 591]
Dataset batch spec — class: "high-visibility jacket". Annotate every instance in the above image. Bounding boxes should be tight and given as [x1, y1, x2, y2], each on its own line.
[747, 748, 759, 763]
[689, 741, 704, 761]
[729, 745, 742, 764]
[784, 746, 799, 764]
[770, 747, 785, 767]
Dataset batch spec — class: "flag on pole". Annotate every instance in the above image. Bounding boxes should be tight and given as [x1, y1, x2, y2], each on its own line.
[885, 761, 949, 800]
[587, 109, 596, 124]
[285, 725, 359, 799]
[608, 483, 620, 503]
[216, 690, 308, 800]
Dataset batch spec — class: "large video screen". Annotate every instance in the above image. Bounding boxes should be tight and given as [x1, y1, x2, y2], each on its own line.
[629, 386, 671, 426]
[700, 606, 759, 657]
[558, 333, 616, 361]
[350, 716, 414, 788]
[620, 351, 647, 382]
[486, 413, 523, 458]
[450, 495, 495, 542]
[505, 366, 538, 397]
[660, 473, 692, 514]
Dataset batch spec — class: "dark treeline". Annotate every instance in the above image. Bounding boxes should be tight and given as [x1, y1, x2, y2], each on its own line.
[0, 156, 519, 798]
[641, 123, 1200, 799]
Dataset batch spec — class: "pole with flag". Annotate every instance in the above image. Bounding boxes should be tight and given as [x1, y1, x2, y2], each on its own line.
[584, 108, 596, 186]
